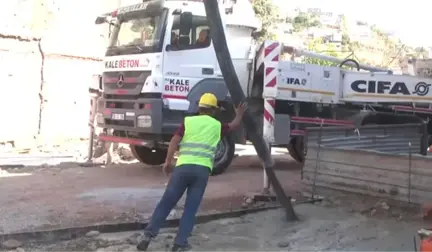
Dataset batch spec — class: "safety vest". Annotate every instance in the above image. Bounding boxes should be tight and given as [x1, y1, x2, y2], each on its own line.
[176, 115, 221, 170]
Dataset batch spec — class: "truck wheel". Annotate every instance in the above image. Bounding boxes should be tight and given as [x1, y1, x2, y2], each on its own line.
[287, 136, 305, 163]
[211, 134, 235, 176]
[130, 145, 167, 166]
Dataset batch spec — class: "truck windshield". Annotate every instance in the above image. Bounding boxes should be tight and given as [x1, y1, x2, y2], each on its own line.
[106, 9, 167, 56]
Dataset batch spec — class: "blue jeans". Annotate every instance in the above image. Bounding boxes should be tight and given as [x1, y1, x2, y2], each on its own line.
[144, 164, 210, 246]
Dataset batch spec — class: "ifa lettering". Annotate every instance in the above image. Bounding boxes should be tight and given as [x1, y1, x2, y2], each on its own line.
[351, 80, 431, 96]
[105, 59, 140, 69]
[165, 79, 190, 92]
[287, 78, 306, 85]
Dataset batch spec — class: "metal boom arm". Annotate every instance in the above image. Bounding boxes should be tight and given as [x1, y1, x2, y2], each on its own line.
[284, 45, 392, 73]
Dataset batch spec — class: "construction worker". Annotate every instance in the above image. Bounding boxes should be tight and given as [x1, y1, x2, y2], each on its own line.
[137, 93, 247, 251]
[195, 29, 210, 48]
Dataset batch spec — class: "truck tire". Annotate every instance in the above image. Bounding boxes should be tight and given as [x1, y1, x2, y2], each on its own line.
[287, 136, 305, 163]
[211, 134, 235, 176]
[130, 145, 167, 166]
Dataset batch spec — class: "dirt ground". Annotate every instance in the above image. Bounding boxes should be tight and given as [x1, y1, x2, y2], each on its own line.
[17, 203, 425, 251]
[0, 144, 429, 251]
[0, 152, 302, 234]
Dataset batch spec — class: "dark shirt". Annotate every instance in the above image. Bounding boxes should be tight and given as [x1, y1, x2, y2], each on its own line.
[175, 122, 231, 137]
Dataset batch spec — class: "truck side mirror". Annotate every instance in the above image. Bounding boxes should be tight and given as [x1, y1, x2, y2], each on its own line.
[179, 12, 192, 47]
[251, 30, 263, 40]
[95, 16, 107, 25]
[179, 12, 193, 31]
[108, 22, 114, 38]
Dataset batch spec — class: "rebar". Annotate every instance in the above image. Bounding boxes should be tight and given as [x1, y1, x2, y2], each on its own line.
[311, 120, 324, 199]
[86, 95, 98, 163]
[408, 142, 412, 204]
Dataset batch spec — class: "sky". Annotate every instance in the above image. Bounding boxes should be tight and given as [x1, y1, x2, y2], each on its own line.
[272, 0, 429, 47]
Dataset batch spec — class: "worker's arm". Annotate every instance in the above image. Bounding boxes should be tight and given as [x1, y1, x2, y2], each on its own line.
[165, 134, 182, 165]
[165, 124, 184, 165]
[227, 102, 248, 130]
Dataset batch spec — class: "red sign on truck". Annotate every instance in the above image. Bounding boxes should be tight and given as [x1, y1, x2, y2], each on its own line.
[104, 58, 150, 69]
[164, 78, 190, 92]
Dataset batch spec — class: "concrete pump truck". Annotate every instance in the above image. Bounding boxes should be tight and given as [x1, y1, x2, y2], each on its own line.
[93, 0, 432, 175]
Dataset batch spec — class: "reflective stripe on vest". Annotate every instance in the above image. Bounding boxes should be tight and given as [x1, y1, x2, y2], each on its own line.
[179, 142, 217, 152]
[176, 115, 221, 170]
[179, 142, 216, 158]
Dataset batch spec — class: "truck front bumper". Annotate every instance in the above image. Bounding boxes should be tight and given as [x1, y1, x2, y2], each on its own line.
[95, 97, 184, 137]
[98, 134, 146, 146]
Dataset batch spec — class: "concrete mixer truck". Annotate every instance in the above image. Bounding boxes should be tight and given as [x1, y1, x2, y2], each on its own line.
[92, 0, 432, 175]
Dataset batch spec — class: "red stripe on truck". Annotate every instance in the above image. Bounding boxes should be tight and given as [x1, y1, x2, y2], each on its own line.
[291, 129, 304, 136]
[291, 116, 353, 126]
[98, 134, 144, 146]
[392, 105, 432, 114]
[264, 42, 279, 57]
[162, 94, 187, 99]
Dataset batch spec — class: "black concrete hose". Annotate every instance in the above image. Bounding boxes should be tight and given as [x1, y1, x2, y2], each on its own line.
[202, 0, 298, 221]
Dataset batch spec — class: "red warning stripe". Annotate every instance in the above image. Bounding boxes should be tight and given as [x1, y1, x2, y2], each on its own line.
[263, 99, 275, 123]
[265, 67, 277, 88]
[263, 109, 274, 123]
[291, 129, 305, 136]
[266, 99, 275, 108]
[392, 105, 432, 114]
[291, 116, 353, 126]
[265, 67, 275, 76]
[265, 77, 277, 87]
[264, 42, 279, 58]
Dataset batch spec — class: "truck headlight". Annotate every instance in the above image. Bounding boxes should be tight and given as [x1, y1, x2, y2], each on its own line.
[96, 113, 104, 124]
[137, 115, 152, 128]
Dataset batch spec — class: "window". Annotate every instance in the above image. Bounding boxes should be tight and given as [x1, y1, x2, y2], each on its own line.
[168, 14, 211, 51]
[106, 8, 168, 56]
[115, 16, 161, 47]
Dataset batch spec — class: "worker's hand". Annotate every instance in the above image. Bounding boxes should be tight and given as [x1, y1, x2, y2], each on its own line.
[162, 162, 173, 177]
[235, 102, 248, 116]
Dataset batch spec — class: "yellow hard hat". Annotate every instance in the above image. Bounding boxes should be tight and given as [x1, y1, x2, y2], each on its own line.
[198, 93, 218, 108]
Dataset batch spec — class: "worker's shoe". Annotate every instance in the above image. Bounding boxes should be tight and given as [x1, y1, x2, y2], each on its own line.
[136, 234, 152, 251]
[171, 243, 192, 251]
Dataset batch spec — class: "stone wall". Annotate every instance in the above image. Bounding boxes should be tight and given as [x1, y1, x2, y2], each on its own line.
[0, 0, 141, 145]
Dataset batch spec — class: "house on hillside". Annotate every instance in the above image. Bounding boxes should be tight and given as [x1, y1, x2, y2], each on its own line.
[346, 18, 373, 43]
[272, 22, 294, 43]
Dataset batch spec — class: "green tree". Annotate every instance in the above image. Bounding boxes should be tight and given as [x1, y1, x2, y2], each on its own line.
[414, 47, 429, 59]
[304, 38, 340, 66]
[292, 12, 321, 32]
[339, 15, 350, 45]
[252, 0, 278, 41]
[341, 34, 350, 46]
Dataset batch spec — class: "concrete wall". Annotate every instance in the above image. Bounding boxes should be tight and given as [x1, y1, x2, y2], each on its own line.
[0, 40, 41, 143]
[0, 0, 141, 145]
[303, 147, 432, 204]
